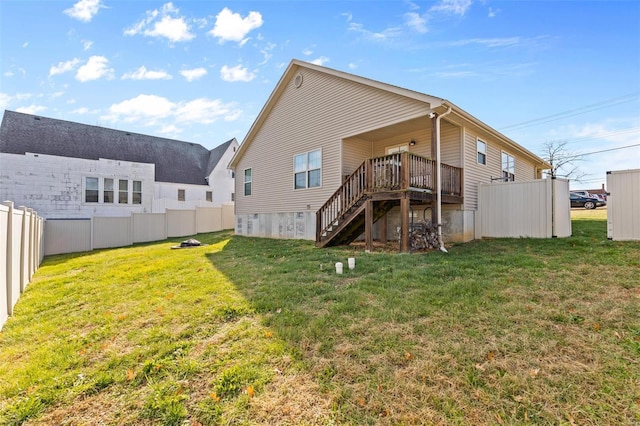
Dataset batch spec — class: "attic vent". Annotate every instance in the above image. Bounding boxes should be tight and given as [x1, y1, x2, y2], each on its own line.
[293, 72, 303, 88]
[34, 117, 41, 121]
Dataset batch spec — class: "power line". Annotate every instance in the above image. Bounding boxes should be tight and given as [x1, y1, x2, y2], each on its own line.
[500, 93, 640, 131]
[563, 143, 640, 160]
[535, 126, 640, 148]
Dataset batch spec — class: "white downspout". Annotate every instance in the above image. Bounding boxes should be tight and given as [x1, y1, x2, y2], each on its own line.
[436, 106, 453, 252]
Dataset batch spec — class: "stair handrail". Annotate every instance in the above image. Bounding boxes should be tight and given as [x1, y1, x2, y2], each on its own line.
[316, 160, 369, 241]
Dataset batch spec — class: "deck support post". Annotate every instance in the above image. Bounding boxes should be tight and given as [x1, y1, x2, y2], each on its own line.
[380, 213, 387, 244]
[400, 195, 410, 253]
[365, 198, 373, 252]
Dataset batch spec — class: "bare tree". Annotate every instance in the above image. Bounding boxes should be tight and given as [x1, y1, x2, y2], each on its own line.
[541, 140, 586, 181]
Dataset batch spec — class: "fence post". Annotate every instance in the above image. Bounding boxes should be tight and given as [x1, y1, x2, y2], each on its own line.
[2, 201, 14, 316]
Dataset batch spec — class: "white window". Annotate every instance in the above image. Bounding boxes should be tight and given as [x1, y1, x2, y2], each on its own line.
[244, 169, 252, 196]
[502, 152, 515, 181]
[477, 139, 487, 165]
[132, 181, 142, 204]
[178, 189, 185, 201]
[206, 191, 212, 202]
[294, 149, 322, 189]
[386, 145, 409, 155]
[119, 179, 128, 203]
[85, 177, 98, 203]
[104, 178, 114, 203]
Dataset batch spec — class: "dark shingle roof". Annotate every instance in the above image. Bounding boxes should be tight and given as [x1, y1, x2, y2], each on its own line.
[0, 110, 233, 185]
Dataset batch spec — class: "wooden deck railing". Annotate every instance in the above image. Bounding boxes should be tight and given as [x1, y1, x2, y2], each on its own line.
[316, 152, 462, 241]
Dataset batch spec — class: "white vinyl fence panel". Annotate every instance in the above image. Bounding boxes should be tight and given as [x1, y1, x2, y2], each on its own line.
[44, 219, 92, 255]
[1, 201, 44, 330]
[607, 169, 640, 241]
[0, 204, 8, 327]
[477, 178, 571, 239]
[133, 213, 167, 243]
[167, 209, 196, 237]
[196, 206, 223, 233]
[93, 217, 132, 249]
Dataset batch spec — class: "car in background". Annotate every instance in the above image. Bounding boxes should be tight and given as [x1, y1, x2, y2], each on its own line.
[570, 192, 606, 209]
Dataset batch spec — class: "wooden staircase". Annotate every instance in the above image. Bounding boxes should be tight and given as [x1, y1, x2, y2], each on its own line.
[316, 152, 462, 248]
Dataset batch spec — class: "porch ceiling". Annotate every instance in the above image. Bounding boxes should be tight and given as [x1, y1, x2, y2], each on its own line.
[350, 116, 431, 141]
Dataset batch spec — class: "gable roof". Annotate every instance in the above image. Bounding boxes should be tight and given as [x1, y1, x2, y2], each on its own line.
[0, 110, 235, 185]
[229, 59, 550, 170]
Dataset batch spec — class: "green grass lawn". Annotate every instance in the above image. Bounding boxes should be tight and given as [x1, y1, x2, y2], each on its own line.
[1, 209, 638, 425]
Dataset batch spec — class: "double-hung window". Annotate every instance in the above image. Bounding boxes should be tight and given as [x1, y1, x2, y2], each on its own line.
[501, 152, 515, 181]
[132, 181, 142, 204]
[103, 178, 114, 203]
[178, 189, 185, 201]
[477, 139, 487, 165]
[244, 169, 252, 196]
[119, 179, 128, 203]
[294, 149, 321, 189]
[85, 177, 99, 203]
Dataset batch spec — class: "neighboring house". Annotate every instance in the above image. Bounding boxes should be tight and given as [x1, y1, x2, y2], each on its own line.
[0, 110, 238, 219]
[229, 59, 551, 251]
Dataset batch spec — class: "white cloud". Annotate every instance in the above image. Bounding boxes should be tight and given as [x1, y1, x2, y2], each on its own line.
[302, 47, 314, 56]
[71, 107, 97, 115]
[348, 63, 358, 70]
[125, 2, 194, 43]
[50, 58, 82, 76]
[347, 20, 403, 42]
[159, 124, 182, 135]
[258, 42, 276, 65]
[64, 0, 104, 22]
[446, 37, 521, 48]
[180, 67, 207, 82]
[4, 71, 14, 78]
[22, 42, 29, 48]
[82, 40, 93, 50]
[75, 56, 114, 82]
[175, 98, 240, 124]
[209, 7, 263, 45]
[405, 12, 428, 33]
[102, 94, 241, 127]
[429, 0, 473, 16]
[16, 105, 47, 115]
[488, 7, 500, 18]
[220, 64, 256, 82]
[106, 94, 175, 124]
[310, 57, 330, 66]
[122, 66, 172, 80]
[0, 93, 11, 109]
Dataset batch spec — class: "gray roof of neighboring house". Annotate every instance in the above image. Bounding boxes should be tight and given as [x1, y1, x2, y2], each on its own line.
[0, 110, 235, 186]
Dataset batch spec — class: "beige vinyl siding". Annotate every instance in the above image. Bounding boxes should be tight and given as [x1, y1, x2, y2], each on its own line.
[235, 67, 429, 215]
[441, 120, 462, 167]
[342, 138, 372, 176]
[463, 127, 542, 210]
[463, 130, 485, 210]
[371, 129, 429, 157]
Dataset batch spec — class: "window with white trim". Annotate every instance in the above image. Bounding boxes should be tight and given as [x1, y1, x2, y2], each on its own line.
[206, 191, 212, 202]
[104, 178, 114, 203]
[178, 189, 185, 201]
[386, 145, 409, 154]
[501, 152, 515, 181]
[132, 181, 142, 204]
[477, 139, 487, 165]
[294, 149, 322, 189]
[85, 177, 98, 203]
[119, 180, 128, 203]
[244, 168, 252, 196]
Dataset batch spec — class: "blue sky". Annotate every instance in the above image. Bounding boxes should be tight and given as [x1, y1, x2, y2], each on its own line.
[1, 0, 638, 190]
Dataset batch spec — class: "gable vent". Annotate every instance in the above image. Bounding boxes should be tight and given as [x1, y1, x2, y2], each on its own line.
[293, 72, 303, 88]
